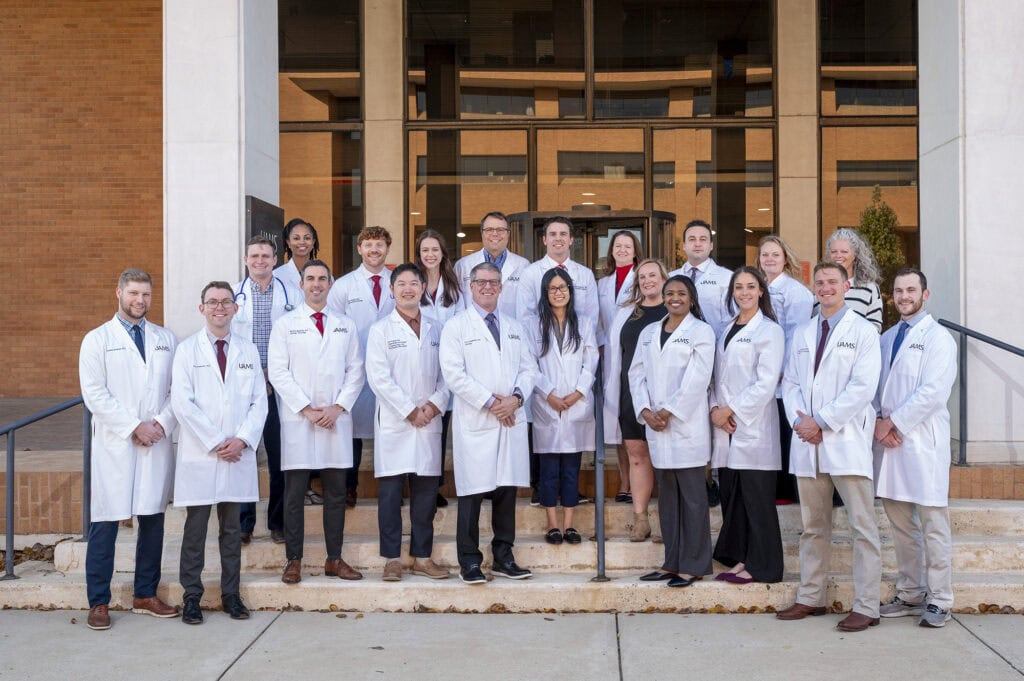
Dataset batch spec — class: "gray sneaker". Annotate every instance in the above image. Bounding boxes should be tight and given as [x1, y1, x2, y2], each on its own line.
[918, 603, 951, 628]
[879, 596, 924, 618]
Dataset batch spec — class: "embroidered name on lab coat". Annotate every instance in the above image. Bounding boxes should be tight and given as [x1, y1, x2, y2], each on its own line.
[106, 346, 126, 353]
[387, 339, 408, 350]
[289, 329, 308, 335]
[349, 297, 365, 304]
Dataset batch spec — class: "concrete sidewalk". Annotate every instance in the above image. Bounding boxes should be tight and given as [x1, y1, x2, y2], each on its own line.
[1, 611, 1021, 680]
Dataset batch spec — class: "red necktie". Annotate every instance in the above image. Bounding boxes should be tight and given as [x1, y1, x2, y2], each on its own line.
[557, 263, 567, 270]
[813, 318, 829, 375]
[371, 274, 382, 307]
[215, 339, 227, 379]
[312, 311, 324, 336]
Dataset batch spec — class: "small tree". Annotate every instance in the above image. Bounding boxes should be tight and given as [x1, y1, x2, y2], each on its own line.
[858, 185, 906, 327]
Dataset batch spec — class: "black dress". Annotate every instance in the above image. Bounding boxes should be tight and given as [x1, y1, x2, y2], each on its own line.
[617, 303, 667, 440]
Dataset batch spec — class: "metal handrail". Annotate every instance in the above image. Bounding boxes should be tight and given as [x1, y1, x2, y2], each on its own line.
[1, 398, 91, 580]
[937, 319, 1024, 466]
[591, 360, 608, 582]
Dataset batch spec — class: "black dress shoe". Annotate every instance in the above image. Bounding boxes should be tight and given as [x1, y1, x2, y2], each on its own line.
[639, 571, 674, 582]
[270, 529, 286, 544]
[563, 528, 582, 545]
[667, 575, 703, 588]
[436, 493, 449, 508]
[240, 531, 252, 545]
[460, 564, 487, 584]
[182, 596, 203, 625]
[706, 479, 721, 508]
[491, 560, 532, 580]
[545, 528, 564, 545]
[221, 593, 250, 620]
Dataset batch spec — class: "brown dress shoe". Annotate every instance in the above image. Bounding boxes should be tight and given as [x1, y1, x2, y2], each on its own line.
[282, 559, 302, 584]
[87, 604, 111, 630]
[776, 603, 828, 620]
[412, 558, 450, 580]
[325, 558, 363, 580]
[382, 559, 403, 582]
[837, 611, 880, 632]
[132, 596, 179, 618]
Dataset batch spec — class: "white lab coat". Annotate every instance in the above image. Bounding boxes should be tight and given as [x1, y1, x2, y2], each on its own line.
[601, 305, 634, 444]
[709, 311, 785, 470]
[274, 260, 302, 291]
[516, 256, 600, 332]
[669, 258, 733, 337]
[439, 307, 536, 495]
[628, 314, 716, 470]
[768, 273, 814, 398]
[597, 268, 635, 347]
[453, 249, 530, 319]
[527, 317, 598, 454]
[268, 304, 365, 470]
[79, 317, 178, 522]
[420, 276, 461, 330]
[230, 276, 304, 347]
[170, 331, 267, 506]
[326, 264, 396, 438]
[874, 314, 957, 507]
[365, 311, 450, 477]
[782, 310, 881, 478]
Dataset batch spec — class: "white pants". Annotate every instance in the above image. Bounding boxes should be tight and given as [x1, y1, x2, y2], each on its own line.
[882, 498, 954, 610]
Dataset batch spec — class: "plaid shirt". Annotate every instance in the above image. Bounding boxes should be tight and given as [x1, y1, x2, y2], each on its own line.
[250, 278, 274, 368]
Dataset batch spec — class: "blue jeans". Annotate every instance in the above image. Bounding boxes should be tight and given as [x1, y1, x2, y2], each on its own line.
[537, 452, 582, 508]
[86, 513, 164, 607]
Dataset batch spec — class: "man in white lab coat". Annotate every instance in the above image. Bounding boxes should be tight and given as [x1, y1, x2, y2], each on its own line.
[668, 219, 733, 337]
[326, 226, 396, 508]
[365, 263, 451, 581]
[269, 260, 365, 584]
[453, 211, 529, 319]
[172, 281, 268, 625]
[777, 261, 882, 632]
[440, 262, 537, 584]
[79, 268, 179, 630]
[874, 268, 958, 628]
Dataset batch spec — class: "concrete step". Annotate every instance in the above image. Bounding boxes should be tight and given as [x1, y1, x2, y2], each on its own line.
[5, 561, 1024, 613]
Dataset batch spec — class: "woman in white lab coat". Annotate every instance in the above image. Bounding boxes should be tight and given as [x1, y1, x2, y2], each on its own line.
[710, 266, 785, 584]
[628, 275, 716, 587]
[759, 235, 813, 503]
[274, 218, 320, 291]
[597, 230, 641, 503]
[528, 268, 598, 545]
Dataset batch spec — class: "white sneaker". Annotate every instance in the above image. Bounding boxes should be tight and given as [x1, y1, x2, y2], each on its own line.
[918, 603, 951, 628]
[879, 596, 924, 618]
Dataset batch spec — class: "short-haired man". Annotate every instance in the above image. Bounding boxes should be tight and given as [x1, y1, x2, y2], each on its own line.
[233, 236, 303, 545]
[269, 260, 365, 584]
[669, 219, 733, 337]
[454, 212, 530, 319]
[874, 268, 958, 628]
[171, 281, 268, 624]
[365, 263, 451, 581]
[79, 268, 179, 630]
[326, 226, 396, 507]
[777, 261, 882, 632]
[516, 216, 599, 330]
[440, 262, 537, 584]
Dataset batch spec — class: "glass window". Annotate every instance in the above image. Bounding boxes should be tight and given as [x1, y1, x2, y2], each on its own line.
[593, 0, 773, 119]
[537, 129, 645, 212]
[407, 0, 585, 120]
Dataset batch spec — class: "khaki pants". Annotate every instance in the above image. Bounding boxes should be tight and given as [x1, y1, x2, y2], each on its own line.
[882, 498, 954, 610]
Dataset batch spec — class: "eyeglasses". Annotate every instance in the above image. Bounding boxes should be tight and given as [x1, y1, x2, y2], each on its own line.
[546, 285, 570, 294]
[481, 227, 509, 234]
[471, 279, 502, 289]
[203, 299, 235, 309]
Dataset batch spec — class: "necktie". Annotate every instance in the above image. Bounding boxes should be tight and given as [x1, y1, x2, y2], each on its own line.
[312, 311, 324, 336]
[557, 263, 567, 271]
[813, 318, 829, 375]
[130, 325, 146, 361]
[371, 274, 382, 307]
[215, 339, 227, 379]
[890, 321, 910, 366]
[688, 266, 700, 283]
[485, 313, 501, 350]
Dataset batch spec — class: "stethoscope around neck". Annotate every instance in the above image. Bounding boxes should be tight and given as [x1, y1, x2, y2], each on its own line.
[234, 276, 295, 311]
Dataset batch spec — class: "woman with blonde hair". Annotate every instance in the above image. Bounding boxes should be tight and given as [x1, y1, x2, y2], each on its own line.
[824, 228, 882, 332]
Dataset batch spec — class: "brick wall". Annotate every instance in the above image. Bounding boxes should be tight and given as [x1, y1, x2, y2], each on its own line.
[0, 2, 164, 397]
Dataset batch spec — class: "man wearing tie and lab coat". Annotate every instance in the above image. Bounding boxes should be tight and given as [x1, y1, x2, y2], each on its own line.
[79, 268, 179, 630]
[365, 263, 451, 581]
[453, 212, 530, 318]
[669, 220, 733, 337]
[326, 226, 396, 508]
[777, 261, 882, 633]
[172, 281, 268, 625]
[440, 262, 537, 584]
[874, 269, 958, 628]
[269, 260, 365, 584]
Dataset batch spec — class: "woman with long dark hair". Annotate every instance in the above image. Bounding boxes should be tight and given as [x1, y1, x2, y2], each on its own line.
[275, 218, 320, 291]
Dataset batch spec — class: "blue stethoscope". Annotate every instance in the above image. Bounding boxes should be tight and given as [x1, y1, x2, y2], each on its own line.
[234, 276, 295, 311]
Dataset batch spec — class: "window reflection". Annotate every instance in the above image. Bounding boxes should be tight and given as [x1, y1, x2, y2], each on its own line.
[537, 129, 645, 212]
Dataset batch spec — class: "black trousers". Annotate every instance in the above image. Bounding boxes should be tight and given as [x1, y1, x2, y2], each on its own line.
[86, 513, 164, 607]
[775, 398, 799, 502]
[713, 467, 784, 583]
[656, 467, 712, 577]
[240, 394, 283, 533]
[179, 502, 242, 599]
[283, 468, 347, 561]
[438, 411, 452, 491]
[378, 473, 439, 559]
[346, 439, 363, 493]
[456, 486, 517, 569]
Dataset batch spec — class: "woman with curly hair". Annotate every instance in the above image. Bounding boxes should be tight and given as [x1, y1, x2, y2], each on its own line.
[823, 228, 882, 333]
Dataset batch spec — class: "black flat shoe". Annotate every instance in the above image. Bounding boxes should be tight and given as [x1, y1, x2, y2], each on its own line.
[639, 571, 674, 582]
[615, 491, 633, 503]
[667, 575, 703, 588]
[563, 528, 582, 544]
[545, 528, 564, 545]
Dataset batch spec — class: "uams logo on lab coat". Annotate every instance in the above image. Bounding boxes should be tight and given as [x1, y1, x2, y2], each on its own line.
[836, 341, 857, 349]
[154, 345, 171, 352]
[507, 333, 521, 341]
[672, 337, 690, 345]
[237, 363, 254, 370]
[735, 337, 752, 344]
[908, 343, 925, 351]
[332, 327, 347, 333]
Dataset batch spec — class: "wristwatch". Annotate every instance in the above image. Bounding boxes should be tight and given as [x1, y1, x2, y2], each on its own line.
[513, 389, 524, 407]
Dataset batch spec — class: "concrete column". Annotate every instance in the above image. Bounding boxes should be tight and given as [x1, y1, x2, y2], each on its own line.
[163, 1, 279, 337]
[363, 0, 407, 261]
[775, 0, 819, 277]
[920, 0, 1024, 460]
